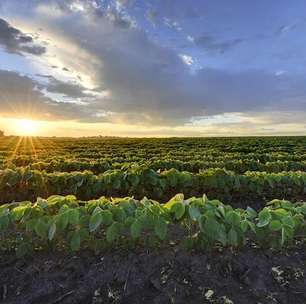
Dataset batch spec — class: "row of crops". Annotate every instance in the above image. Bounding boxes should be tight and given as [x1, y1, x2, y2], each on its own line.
[5, 158, 306, 174]
[1, 167, 306, 203]
[1, 136, 306, 256]
[1, 194, 305, 257]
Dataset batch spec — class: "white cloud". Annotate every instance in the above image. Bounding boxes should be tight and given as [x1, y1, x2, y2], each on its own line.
[179, 54, 194, 65]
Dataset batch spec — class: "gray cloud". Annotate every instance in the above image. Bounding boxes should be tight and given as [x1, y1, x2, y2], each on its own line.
[0, 18, 45, 55]
[275, 19, 302, 36]
[1, 1, 306, 129]
[36, 75, 95, 99]
[0, 70, 105, 121]
[194, 34, 244, 53]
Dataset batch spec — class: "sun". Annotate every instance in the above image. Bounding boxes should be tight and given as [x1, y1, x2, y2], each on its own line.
[14, 119, 39, 136]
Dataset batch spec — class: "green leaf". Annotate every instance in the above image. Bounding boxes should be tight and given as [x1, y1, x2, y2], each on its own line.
[281, 216, 295, 228]
[272, 209, 287, 217]
[225, 211, 241, 227]
[130, 219, 142, 239]
[89, 212, 102, 232]
[188, 204, 201, 221]
[25, 219, 36, 232]
[48, 222, 56, 240]
[257, 209, 271, 227]
[47, 195, 65, 206]
[57, 212, 69, 230]
[269, 220, 282, 231]
[106, 223, 120, 243]
[92, 206, 102, 215]
[172, 202, 185, 220]
[0, 215, 9, 231]
[204, 217, 220, 239]
[37, 198, 48, 209]
[246, 206, 257, 219]
[267, 199, 282, 207]
[112, 207, 126, 222]
[154, 217, 167, 240]
[70, 231, 81, 251]
[228, 228, 238, 247]
[164, 193, 184, 210]
[35, 219, 47, 238]
[101, 210, 113, 226]
[281, 200, 293, 210]
[11, 205, 28, 221]
[266, 176, 274, 188]
[128, 174, 140, 187]
[69, 209, 79, 225]
[217, 205, 225, 218]
[241, 220, 249, 232]
[217, 224, 227, 246]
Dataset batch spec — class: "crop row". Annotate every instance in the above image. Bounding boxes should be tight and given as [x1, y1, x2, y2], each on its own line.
[1, 168, 306, 204]
[1, 194, 305, 257]
[4, 151, 306, 167]
[8, 159, 306, 174]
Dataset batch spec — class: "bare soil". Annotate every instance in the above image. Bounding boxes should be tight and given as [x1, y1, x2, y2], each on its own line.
[1, 245, 306, 304]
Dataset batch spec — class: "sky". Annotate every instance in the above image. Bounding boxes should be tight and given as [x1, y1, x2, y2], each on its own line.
[0, 0, 305, 137]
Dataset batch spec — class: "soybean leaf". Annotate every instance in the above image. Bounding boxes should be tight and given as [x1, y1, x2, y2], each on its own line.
[281, 216, 295, 229]
[69, 209, 79, 225]
[57, 212, 69, 230]
[225, 211, 241, 227]
[188, 204, 201, 221]
[172, 202, 185, 220]
[106, 223, 120, 243]
[246, 206, 257, 219]
[154, 217, 167, 240]
[48, 222, 57, 240]
[241, 220, 249, 232]
[101, 210, 113, 226]
[130, 219, 142, 239]
[269, 220, 282, 231]
[257, 209, 271, 227]
[228, 228, 238, 247]
[35, 219, 47, 238]
[89, 212, 102, 232]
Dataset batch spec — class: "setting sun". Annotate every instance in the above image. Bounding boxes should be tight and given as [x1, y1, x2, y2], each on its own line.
[14, 119, 39, 136]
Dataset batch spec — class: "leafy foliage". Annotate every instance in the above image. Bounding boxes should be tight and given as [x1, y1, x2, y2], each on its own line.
[1, 194, 306, 257]
[1, 167, 306, 203]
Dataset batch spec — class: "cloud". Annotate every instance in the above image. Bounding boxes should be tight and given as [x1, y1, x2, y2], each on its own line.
[0, 0, 306, 130]
[0, 70, 107, 121]
[275, 20, 301, 36]
[194, 34, 244, 53]
[36, 74, 96, 99]
[0, 18, 45, 55]
[179, 54, 194, 65]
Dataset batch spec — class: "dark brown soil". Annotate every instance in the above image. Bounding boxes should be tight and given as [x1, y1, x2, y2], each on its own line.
[1, 245, 306, 304]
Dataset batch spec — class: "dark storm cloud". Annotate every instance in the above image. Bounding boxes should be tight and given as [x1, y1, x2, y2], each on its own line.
[0, 18, 45, 55]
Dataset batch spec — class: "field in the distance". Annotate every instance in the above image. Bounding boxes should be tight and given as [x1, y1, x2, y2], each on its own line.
[1, 136, 306, 304]
[1, 136, 306, 204]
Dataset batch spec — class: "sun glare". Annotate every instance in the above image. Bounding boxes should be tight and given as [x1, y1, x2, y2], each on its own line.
[14, 119, 39, 136]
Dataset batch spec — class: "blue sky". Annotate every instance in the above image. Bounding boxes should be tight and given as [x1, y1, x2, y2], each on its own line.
[0, 0, 305, 136]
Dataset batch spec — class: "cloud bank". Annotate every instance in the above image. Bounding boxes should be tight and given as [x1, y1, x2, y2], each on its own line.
[0, 0, 305, 134]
